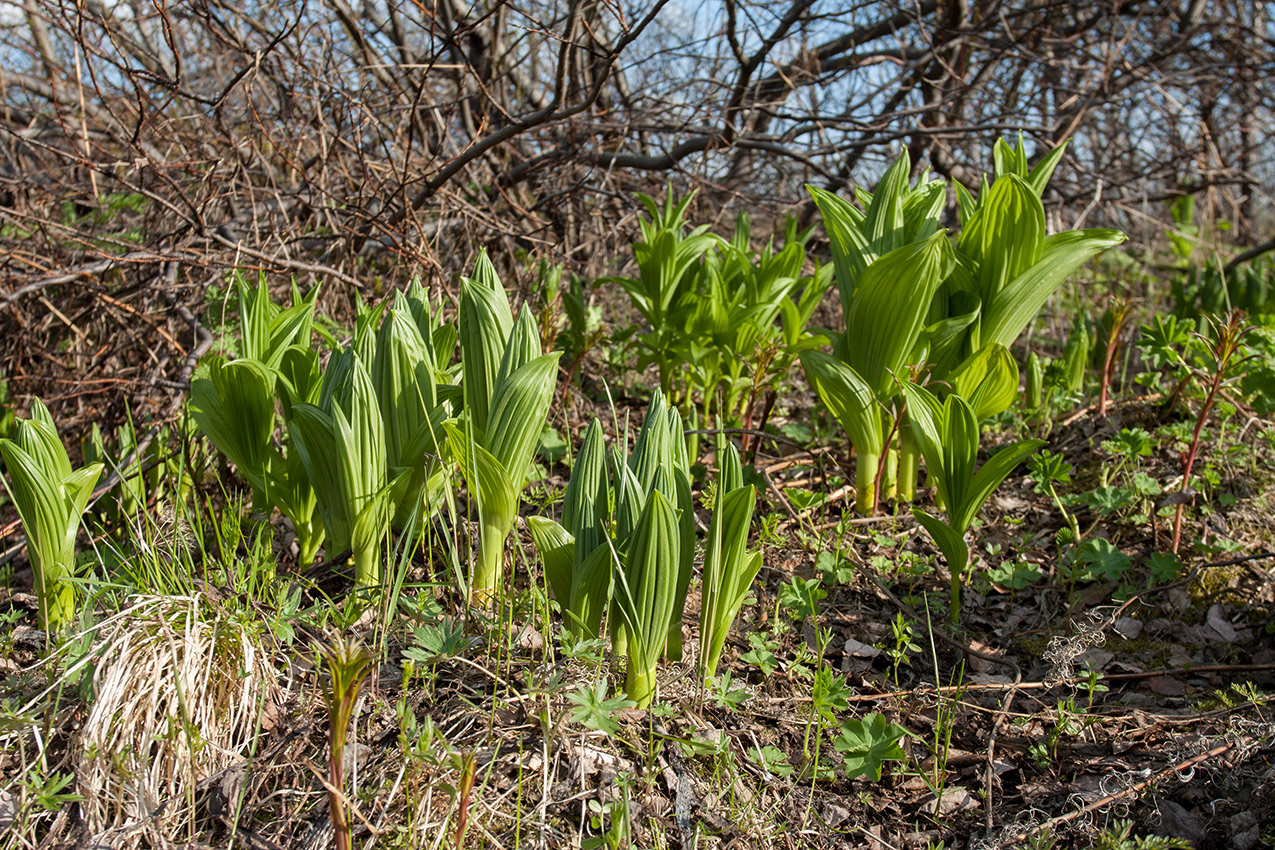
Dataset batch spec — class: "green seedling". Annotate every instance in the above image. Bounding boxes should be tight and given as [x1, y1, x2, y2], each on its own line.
[609, 392, 696, 662]
[527, 419, 613, 639]
[612, 487, 680, 708]
[802, 231, 954, 513]
[289, 352, 391, 587]
[899, 381, 1044, 623]
[449, 251, 560, 604]
[698, 438, 761, 680]
[1, 399, 103, 633]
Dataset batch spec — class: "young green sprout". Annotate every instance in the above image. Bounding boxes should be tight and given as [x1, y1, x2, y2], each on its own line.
[289, 352, 390, 588]
[801, 231, 954, 513]
[449, 251, 560, 605]
[899, 380, 1044, 624]
[613, 487, 681, 707]
[0, 399, 103, 633]
[698, 438, 761, 680]
[527, 419, 613, 639]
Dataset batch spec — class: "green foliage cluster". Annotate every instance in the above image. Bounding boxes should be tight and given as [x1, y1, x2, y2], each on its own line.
[608, 192, 832, 436]
[803, 136, 1126, 513]
[7, 130, 1275, 826]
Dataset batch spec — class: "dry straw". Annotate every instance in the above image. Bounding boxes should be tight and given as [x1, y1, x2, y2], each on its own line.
[78, 594, 282, 845]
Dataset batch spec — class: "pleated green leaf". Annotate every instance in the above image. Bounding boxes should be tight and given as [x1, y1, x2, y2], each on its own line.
[568, 544, 614, 640]
[459, 250, 515, 433]
[189, 357, 276, 493]
[485, 353, 561, 489]
[494, 310, 542, 388]
[861, 151, 911, 255]
[950, 343, 1020, 422]
[444, 419, 519, 599]
[527, 516, 574, 605]
[615, 488, 680, 707]
[562, 420, 608, 538]
[807, 186, 870, 311]
[981, 229, 1127, 352]
[277, 345, 321, 420]
[898, 380, 952, 515]
[1025, 141, 1067, 198]
[334, 359, 387, 586]
[1, 402, 102, 632]
[843, 231, 955, 398]
[952, 439, 1046, 534]
[289, 404, 351, 553]
[699, 477, 759, 679]
[374, 296, 439, 470]
[958, 175, 1044, 304]
[911, 508, 969, 583]
[800, 350, 884, 460]
[941, 394, 980, 514]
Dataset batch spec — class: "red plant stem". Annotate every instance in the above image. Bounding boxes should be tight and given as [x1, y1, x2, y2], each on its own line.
[1098, 325, 1119, 416]
[330, 733, 350, 850]
[454, 752, 477, 849]
[1171, 313, 1248, 553]
[871, 407, 904, 515]
[1171, 366, 1224, 553]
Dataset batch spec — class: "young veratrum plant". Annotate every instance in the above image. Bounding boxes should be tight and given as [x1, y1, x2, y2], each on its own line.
[698, 438, 761, 680]
[899, 381, 1044, 624]
[613, 487, 681, 708]
[801, 231, 954, 513]
[611, 391, 696, 666]
[372, 283, 455, 529]
[527, 419, 613, 639]
[448, 251, 560, 604]
[191, 276, 326, 563]
[289, 352, 390, 588]
[806, 141, 1124, 510]
[529, 391, 698, 700]
[0, 399, 103, 633]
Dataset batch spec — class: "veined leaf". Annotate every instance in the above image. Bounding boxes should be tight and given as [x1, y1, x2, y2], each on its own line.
[949, 343, 1020, 422]
[615, 488, 680, 707]
[911, 509, 969, 583]
[562, 420, 608, 537]
[190, 357, 276, 493]
[290, 404, 351, 552]
[981, 229, 1127, 351]
[958, 174, 1044, 303]
[460, 250, 515, 433]
[1026, 141, 1067, 198]
[842, 231, 954, 398]
[950, 439, 1045, 533]
[0, 401, 102, 632]
[800, 350, 884, 457]
[807, 186, 870, 310]
[527, 516, 574, 605]
[569, 544, 614, 640]
[485, 353, 561, 488]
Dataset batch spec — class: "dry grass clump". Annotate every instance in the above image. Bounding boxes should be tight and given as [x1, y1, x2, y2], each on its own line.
[77, 594, 283, 846]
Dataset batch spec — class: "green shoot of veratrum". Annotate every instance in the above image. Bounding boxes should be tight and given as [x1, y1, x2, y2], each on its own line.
[899, 380, 1044, 624]
[698, 436, 761, 681]
[449, 250, 560, 605]
[0, 398, 103, 633]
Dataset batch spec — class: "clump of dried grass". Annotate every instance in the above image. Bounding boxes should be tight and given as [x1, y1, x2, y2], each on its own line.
[77, 594, 282, 846]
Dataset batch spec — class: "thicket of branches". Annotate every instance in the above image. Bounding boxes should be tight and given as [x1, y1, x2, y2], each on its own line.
[1, 0, 1272, 418]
